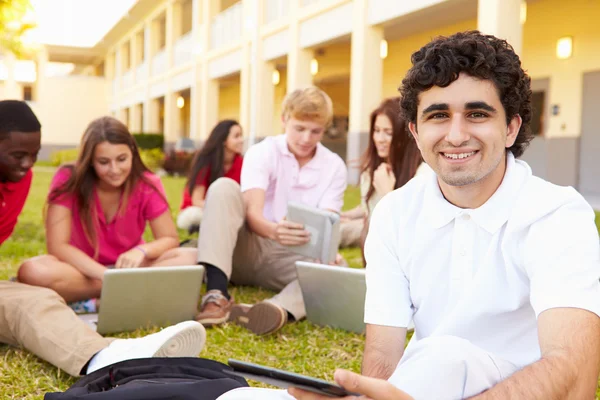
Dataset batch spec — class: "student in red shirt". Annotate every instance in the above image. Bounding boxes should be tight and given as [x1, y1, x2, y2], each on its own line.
[177, 120, 244, 233]
[18, 116, 197, 303]
[0, 100, 206, 377]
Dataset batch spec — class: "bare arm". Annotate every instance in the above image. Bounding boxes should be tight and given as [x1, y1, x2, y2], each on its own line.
[243, 188, 310, 245]
[362, 324, 407, 379]
[470, 307, 600, 400]
[341, 205, 366, 220]
[243, 188, 277, 239]
[140, 210, 180, 258]
[46, 203, 107, 280]
[190, 185, 206, 208]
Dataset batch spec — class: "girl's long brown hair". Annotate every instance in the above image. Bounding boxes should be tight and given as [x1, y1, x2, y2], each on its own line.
[361, 97, 422, 210]
[186, 119, 240, 197]
[48, 116, 162, 257]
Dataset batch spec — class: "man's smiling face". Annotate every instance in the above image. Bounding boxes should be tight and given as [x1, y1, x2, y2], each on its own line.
[408, 73, 521, 189]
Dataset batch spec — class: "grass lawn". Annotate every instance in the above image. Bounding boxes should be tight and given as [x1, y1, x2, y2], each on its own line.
[0, 169, 365, 399]
[1, 169, 600, 398]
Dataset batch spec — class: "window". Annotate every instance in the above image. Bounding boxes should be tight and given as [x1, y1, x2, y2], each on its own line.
[23, 85, 33, 101]
[531, 91, 545, 136]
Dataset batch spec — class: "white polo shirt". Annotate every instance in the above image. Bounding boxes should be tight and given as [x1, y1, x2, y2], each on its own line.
[364, 153, 600, 368]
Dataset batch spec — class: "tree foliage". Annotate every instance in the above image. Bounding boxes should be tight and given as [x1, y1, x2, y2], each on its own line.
[0, 0, 35, 56]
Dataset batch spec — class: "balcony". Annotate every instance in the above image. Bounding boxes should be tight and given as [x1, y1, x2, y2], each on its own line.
[174, 31, 194, 66]
[122, 69, 133, 89]
[136, 61, 148, 83]
[151, 49, 167, 77]
[265, 0, 289, 24]
[210, 2, 243, 50]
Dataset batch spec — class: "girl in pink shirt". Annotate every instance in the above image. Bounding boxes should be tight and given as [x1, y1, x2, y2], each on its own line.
[18, 116, 196, 303]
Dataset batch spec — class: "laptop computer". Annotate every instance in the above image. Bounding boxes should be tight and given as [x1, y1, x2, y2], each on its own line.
[296, 261, 415, 335]
[295, 261, 367, 334]
[79, 265, 204, 334]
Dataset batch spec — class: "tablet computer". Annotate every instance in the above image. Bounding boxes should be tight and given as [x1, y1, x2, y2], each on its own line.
[227, 359, 359, 398]
[285, 202, 340, 264]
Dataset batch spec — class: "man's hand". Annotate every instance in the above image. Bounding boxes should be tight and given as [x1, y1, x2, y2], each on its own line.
[272, 218, 311, 246]
[372, 163, 396, 195]
[115, 247, 146, 269]
[288, 369, 414, 400]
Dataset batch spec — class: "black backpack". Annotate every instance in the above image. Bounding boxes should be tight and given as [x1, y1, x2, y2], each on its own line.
[44, 357, 249, 400]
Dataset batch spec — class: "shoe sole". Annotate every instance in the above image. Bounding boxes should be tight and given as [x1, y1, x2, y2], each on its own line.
[229, 302, 286, 335]
[196, 312, 231, 327]
[153, 321, 207, 358]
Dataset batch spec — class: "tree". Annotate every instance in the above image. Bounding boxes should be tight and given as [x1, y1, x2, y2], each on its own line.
[0, 0, 35, 56]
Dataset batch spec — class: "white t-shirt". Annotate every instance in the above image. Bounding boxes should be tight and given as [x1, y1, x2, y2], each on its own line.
[364, 153, 600, 368]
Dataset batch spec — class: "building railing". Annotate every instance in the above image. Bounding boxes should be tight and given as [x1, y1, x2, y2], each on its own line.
[174, 31, 194, 66]
[302, 0, 320, 6]
[210, 2, 243, 50]
[136, 61, 148, 83]
[151, 48, 168, 77]
[122, 69, 133, 89]
[264, 0, 289, 24]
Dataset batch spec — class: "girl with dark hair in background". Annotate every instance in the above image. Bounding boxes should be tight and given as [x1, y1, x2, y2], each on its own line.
[340, 97, 428, 250]
[177, 119, 244, 232]
[18, 116, 196, 307]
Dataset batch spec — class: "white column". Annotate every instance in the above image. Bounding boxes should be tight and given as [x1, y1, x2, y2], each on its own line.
[143, 101, 151, 132]
[190, 0, 201, 141]
[348, 0, 383, 184]
[35, 48, 49, 104]
[286, 0, 313, 92]
[199, 0, 220, 140]
[130, 33, 138, 82]
[115, 48, 122, 92]
[477, 0, 523, 54]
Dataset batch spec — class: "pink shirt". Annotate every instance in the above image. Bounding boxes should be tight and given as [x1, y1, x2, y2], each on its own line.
[49, 167, 169, 265]
[241, 134, 347, 222]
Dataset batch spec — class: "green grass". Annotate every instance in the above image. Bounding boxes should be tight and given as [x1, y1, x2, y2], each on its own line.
[2, 169, 600, 398]
[0, 169, 365, 399]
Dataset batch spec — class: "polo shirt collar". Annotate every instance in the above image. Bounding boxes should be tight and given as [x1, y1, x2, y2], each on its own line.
[0, 170, 31, 193]
[275, 133, 325, 170]
[424, 153, 528, 234]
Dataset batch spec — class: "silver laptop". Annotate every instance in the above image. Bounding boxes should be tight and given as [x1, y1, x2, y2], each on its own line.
[295, 261, 366, 334]
[79, 265, 204, 334]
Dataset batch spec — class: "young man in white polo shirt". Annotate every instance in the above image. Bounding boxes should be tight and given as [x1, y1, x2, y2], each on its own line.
[215, 30, 600, 400]
[195, 87, 347, 335]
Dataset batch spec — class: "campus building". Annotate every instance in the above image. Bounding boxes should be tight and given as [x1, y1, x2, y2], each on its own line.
[1, 0, 599, 203]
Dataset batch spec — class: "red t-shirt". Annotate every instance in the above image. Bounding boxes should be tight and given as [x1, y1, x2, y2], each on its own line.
[0, 170, 32, 246]
[180, 154, 243, 210]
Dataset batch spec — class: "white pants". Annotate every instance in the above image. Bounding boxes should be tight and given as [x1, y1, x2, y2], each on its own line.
[216, 336, 520, 400]
[176, 206, 203, 230]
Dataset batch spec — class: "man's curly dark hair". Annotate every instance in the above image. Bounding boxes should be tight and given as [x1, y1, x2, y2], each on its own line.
[399, 30, 533, 158]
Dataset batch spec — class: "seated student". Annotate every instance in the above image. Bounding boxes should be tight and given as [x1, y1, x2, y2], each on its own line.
[217, 31, 600, 400]
[339, 97, 424, 249]
[0, 100, 206, 378]
[177, 119, 244, 233]
[18, 116, 197, 304]
[195, 87, 347, 335]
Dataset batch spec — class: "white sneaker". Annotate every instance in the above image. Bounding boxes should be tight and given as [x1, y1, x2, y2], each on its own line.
[86, 320, 206, 374]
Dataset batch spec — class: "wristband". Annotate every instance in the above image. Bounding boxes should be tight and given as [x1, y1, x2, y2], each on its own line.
[135, 246, 147, 257]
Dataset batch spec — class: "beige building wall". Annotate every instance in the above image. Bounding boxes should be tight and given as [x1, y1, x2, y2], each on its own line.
[36, 76, 109, 146]
[218, 81, 241, 122]
[522, 0, 600, 139]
